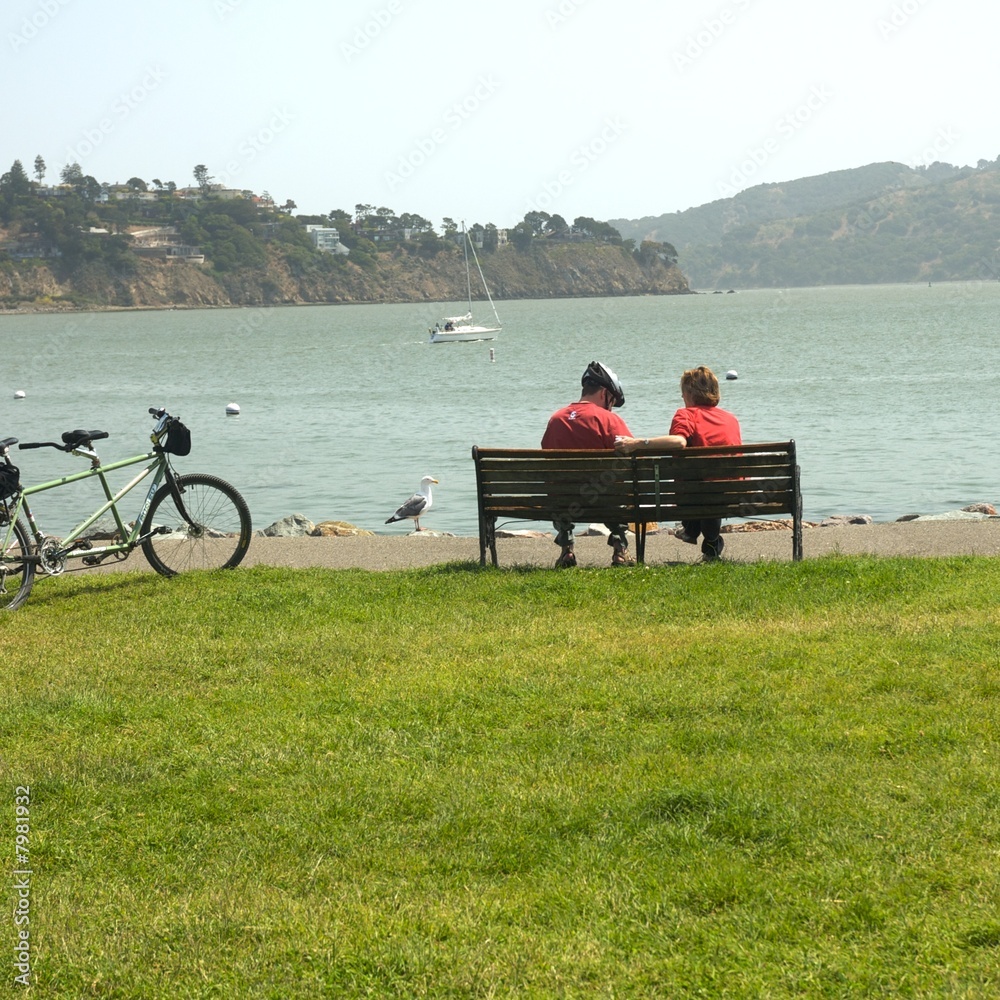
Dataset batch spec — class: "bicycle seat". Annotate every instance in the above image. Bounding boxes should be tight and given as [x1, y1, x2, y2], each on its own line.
[61, 429, 109, 449]
[1, 436, 17, 450]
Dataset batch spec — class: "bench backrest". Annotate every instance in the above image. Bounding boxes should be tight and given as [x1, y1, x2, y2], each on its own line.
[472, 442, 800, 524]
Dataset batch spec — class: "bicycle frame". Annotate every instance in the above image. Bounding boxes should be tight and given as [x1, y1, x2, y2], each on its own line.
[5, 448, 171, 568]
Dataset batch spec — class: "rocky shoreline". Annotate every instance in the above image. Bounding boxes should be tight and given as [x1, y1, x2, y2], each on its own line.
[256, 503, 999, 540]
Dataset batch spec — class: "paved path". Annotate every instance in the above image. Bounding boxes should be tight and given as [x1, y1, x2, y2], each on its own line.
[237, 520, 1000, 571]
[63, 519, 1000, 576]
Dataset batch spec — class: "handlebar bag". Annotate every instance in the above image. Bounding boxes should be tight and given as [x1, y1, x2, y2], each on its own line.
[165, 420, 191, 456]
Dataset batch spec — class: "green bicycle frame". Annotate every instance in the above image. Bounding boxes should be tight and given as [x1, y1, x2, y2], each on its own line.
[6, 449, 169, 565]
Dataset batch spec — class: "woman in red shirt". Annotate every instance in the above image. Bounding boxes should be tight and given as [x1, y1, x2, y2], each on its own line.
[616, 365, 741, 561]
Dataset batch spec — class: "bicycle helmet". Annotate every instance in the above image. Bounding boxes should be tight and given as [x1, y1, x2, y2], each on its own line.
[581, 361, 625, 408]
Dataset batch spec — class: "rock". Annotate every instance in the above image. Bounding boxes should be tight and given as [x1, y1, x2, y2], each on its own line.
[911, 510, 996, 522]
[310, 520, 374, 537]
[896, 513, 921, 522]
[259, 513, 315, 537]
[818, 514, 873, 527]
[722, 518, 808, 533]
[962, 502, 997, 515]
[496, 529, 552, 538]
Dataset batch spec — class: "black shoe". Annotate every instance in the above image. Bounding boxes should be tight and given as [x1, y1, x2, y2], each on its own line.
[702, 537, 725, 562]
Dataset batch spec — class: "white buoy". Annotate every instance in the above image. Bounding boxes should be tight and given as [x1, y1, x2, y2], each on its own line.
[725, 370, 738, 381]
[225, 402, 241, 415]
[14, 390, 26, 399]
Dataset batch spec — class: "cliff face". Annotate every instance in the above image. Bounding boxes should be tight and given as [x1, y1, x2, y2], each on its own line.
[0, 241, 690, 312]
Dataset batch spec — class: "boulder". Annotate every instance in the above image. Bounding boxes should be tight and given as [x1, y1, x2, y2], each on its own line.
[258, 513, 315, 537]
[962, 502, 997, 515]
[311, 520, 374, 537]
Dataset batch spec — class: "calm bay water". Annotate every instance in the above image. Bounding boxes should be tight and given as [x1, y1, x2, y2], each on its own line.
[1, 282, 997, 536]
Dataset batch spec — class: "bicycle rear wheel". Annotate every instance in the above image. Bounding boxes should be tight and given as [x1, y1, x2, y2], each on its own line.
[141, 474, 252, 577]
[0, 517, 35, 611]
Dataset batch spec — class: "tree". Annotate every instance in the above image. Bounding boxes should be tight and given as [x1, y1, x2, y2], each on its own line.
[546, 214, 569, 236]
[441, 217, 458, 235]
[0, 160, 31, 197]
[523, 211, 550, 237]
[193, 164, 212, 191]
[33, 155, 46, 184]
[280, 199, 297, 215]
[510, 222, 533, 251]
[126, 176, 148, 192]
[60, 162, 83, 185]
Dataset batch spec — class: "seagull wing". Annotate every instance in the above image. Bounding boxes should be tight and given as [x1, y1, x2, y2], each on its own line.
[386, 492, 428, 523]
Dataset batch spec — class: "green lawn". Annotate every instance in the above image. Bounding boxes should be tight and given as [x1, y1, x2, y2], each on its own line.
[2, 557, 999, 998]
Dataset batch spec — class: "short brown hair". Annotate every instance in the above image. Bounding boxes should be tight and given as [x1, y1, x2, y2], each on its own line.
[680, 365, 720, 406]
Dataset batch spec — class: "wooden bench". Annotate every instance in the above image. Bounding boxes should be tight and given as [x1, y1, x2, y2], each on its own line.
[472, 442, 802, 565]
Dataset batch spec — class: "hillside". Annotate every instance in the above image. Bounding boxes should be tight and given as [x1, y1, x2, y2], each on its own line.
[611, 160, 1000, 289]
[0, 240, 689, 313]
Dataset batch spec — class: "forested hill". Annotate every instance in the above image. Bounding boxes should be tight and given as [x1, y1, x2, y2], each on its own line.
[611, 159, 1000, 289]
[0, 167, 689, 310]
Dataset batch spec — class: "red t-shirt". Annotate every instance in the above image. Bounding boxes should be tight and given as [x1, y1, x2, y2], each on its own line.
[541, 401, 631, 449]
[669, 405, 741, 447]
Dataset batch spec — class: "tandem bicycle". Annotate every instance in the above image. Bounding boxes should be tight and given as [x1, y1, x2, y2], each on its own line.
[0, 407, 252, 611]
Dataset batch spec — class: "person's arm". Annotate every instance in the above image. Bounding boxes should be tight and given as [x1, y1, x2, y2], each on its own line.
[614, 433, 687, 455]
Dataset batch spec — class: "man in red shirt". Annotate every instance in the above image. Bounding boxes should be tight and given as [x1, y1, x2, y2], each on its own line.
[541, 361, 633, 567]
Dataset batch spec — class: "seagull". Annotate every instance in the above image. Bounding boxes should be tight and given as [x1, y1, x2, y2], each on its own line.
[385, 475, 438, 532]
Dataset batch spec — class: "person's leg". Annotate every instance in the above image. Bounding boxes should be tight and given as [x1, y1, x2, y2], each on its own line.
[700, 518, 724, 560]
[674, 520, 700, 544]
[606, 523, 634, 565]
[553, 519, 577, 566]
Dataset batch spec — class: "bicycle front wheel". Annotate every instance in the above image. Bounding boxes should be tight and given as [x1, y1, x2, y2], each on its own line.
[141, 474, 252, 577]
[0, 517, 36, 611]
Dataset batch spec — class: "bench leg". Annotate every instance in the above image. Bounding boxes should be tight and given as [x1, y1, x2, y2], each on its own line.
[481, 516, 498, 567]
[635, 523, 647, 564]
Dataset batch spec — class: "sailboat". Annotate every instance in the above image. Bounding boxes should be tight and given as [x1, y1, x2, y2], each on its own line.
[429, 223, 502, 343]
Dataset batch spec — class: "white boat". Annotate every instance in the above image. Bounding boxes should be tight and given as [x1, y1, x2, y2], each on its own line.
[429, 223, 502, 343]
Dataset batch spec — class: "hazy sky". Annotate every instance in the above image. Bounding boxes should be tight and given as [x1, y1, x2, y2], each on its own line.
[5, 0, 997, 229]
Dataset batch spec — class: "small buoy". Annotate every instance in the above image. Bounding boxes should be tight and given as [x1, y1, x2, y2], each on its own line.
[225, 402, 241, 415]
[725, 370, 738, 381]
[14, 390, 25, 399]
[489, 348, 495, 363]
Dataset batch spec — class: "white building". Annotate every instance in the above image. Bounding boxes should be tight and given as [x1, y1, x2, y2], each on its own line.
[305, 225, 350, 254]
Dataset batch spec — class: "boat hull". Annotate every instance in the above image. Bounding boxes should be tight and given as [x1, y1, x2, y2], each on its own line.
[429, 325, 500, 343]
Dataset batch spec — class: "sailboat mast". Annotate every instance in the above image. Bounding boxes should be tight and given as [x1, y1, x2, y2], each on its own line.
[462, 222, 473, 312]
